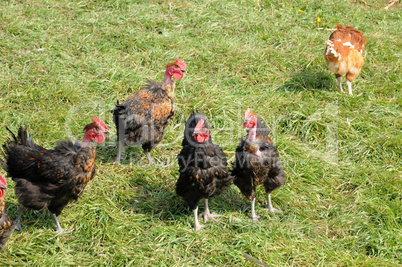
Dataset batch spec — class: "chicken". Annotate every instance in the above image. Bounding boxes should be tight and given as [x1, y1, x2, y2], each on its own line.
[0, 174, 13, 251]
[232, 109, 285, 220]
[324, 23, 366, 95]
[176, 110, 232, 231]
[0, 118, 109, 234]
[112, 58, 187, 165]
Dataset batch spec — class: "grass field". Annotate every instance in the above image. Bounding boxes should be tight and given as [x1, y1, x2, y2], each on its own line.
[0, 0, 401, 265]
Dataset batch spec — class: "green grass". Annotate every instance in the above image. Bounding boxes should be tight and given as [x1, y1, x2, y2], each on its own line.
[0, 0, 401, 265]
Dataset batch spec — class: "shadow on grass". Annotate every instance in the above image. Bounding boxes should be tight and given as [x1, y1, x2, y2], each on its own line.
[4, 200, 60, 231]
[121, 174, 245, 222]
[279, 67, 335, 92]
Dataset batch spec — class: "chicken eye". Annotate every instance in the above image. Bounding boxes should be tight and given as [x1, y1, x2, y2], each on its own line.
[175, 64, 179, 68]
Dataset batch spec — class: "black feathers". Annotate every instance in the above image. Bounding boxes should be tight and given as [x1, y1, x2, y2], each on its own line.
[232, 116, 285, 201]
[176, 110, 232, 211]
[1, 125, 97, 217]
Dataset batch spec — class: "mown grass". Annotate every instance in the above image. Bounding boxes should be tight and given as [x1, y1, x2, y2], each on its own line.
[0, 0, 401, 265]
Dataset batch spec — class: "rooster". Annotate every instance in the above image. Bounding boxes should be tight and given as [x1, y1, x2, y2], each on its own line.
[112, 58, 187, 165]
[232, 109, 285, 220]
[176, 110, 232, 231]
[324, 23, 366, 95]
[0, 174, 13, 251]
[0, 118, 109, 234]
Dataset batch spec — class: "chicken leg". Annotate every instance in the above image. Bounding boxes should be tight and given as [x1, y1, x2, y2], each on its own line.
[265, 192, 283, 213]
[13, 209, 23, 231]
[336, 75, 344, 93]
[250, 197, 260, 221]
[49, 211, 75, 234]
[115, 141, 123, 164]
[193, 206, 203, 231]
[145, 151, 155, 166]
[346, 80, 353, 95]
[199, 199, 222, 223]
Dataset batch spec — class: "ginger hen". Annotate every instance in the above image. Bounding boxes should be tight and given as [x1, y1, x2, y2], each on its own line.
[232, 109, 285, 221]
[176, 110, 232, 231]
[112, 58, 186, 165]
[0, 174, 13, 250]
[324, 23, 366, 95]
[1, 118, 109, 234]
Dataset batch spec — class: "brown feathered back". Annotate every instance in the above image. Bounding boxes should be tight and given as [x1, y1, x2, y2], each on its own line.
[329, 23, 366, 55]
[112, 80, 175, 154]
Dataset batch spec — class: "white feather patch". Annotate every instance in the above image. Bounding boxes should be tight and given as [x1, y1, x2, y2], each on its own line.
[343, 42, 355, 48]
[325, 41, 341, 58]
[329, 47, 338, 57]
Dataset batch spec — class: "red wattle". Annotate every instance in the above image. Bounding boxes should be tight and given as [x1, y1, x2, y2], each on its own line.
[83, 131, 95, 143]
[0, 190, 4, 198]
[244, 120, 256, 129]
[194, 134, 209, 143]
[95, 133, 106, 144]
[173, 71, 184, 80]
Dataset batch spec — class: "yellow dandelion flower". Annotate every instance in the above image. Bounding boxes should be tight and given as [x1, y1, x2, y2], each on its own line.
[317, 17, 321, 22]
[299, 9, 304, 12]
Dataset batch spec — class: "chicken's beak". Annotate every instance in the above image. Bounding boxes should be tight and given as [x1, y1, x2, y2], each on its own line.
[0, 185, 7, 190]
[104, 130, 110, 134]
[193, 131, 198, 136]
[181, 69, 186, 73]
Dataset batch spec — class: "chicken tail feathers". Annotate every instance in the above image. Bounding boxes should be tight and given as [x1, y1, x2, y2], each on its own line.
[1, 125, 46, 172]
[5, 124, 35, 147]
[1, 125, 27, 170]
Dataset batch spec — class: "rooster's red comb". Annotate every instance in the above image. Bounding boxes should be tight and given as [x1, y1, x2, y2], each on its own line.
[167, 58, 186, 70]
[175, 58, 186, 69]
[93, 118, 108, 130]
[245, 108, 251, 118]
[195, 119, 205, 129]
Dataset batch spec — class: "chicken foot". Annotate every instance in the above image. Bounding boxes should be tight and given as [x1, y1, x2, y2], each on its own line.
[13, 209, 23, 231]
[49, 211, 75, 234]
[199, 199, 222, 223]
[264, 192, 283, 213]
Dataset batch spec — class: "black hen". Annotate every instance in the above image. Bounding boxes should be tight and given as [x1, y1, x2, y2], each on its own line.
[232, 109, 285, 220]
[0, 119, 109, 233]
[176, 110, 232, 230]
[112, 58, 186, 165]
